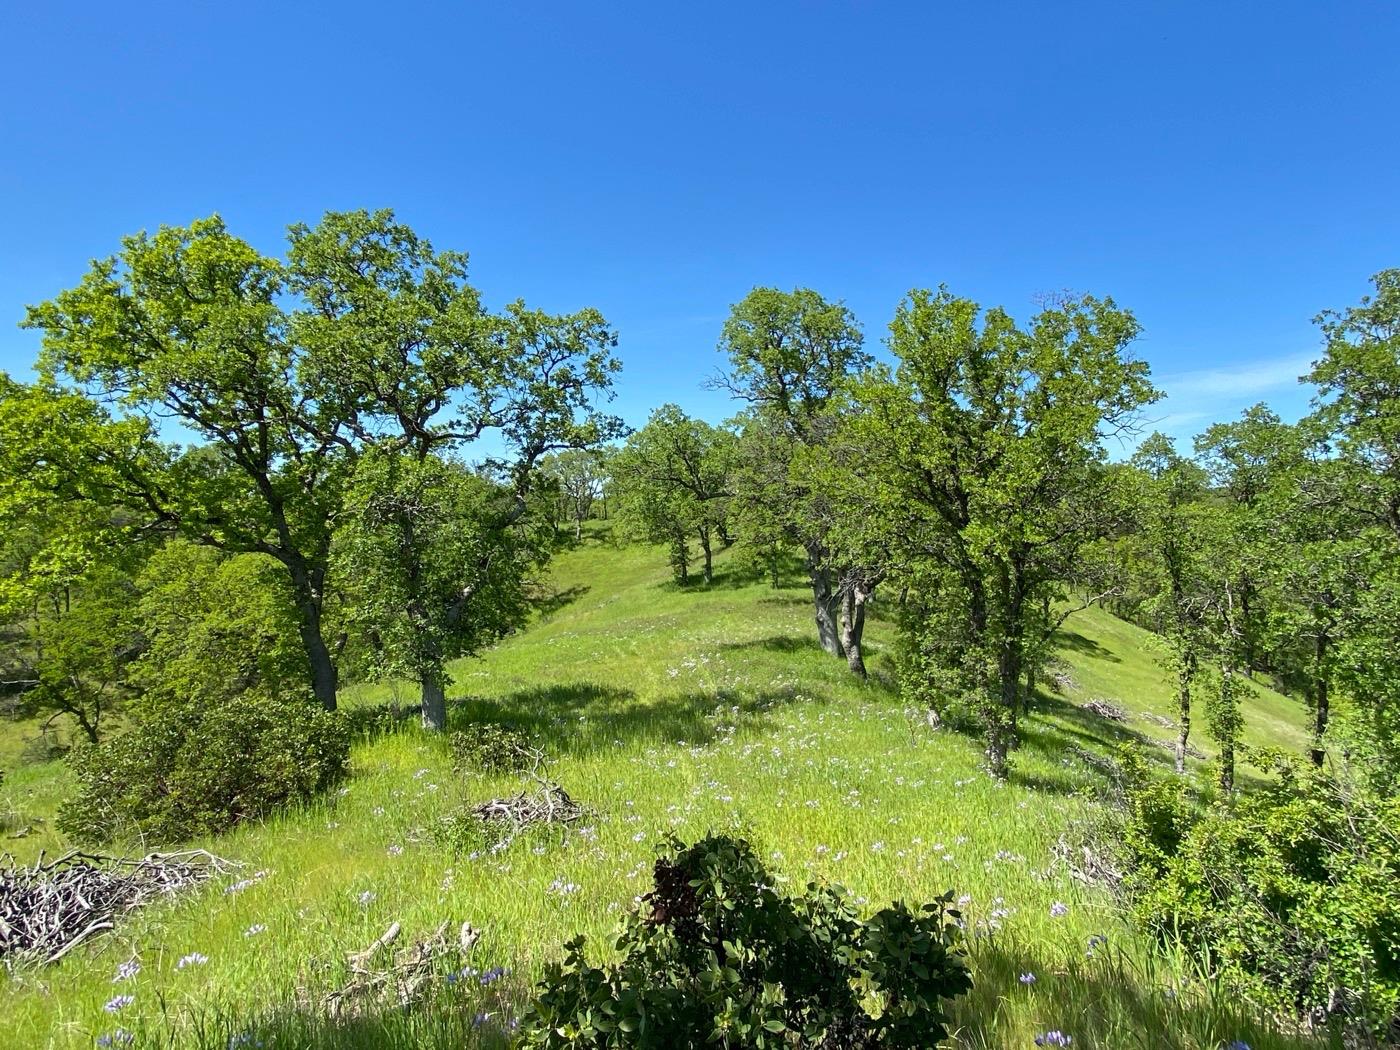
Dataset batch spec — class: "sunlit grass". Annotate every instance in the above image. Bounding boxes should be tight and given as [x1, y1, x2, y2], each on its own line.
[0, 524, 1320, 1048]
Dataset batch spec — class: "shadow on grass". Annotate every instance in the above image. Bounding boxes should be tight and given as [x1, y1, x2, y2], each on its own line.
[719, 634, 813, 655]
[953, 934, 1325, 1050]
[531, 583, 591, 618]
[447, 680, 823, 757]
[1054, 628, 1122, 663]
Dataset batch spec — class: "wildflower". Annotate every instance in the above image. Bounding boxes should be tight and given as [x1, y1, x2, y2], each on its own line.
[228, 1033, 265, 1049]
[1019, 972, 1036, 984]
[112, 960, 141, 983]
[96, 1032, 134, 1047]
[1225, 1043, 1251, 1050]
[387, 844, 404, 857]
[357, 890, 376, 907]
[103, 995, 135, 1013]
[1087, 933, 1108, 949]
[1034, 1032, 1072, 1046]
[243, 924, 267, 938]
[176, 952, 208, 969]
[478, 965, 509, 986]
[547, 877, 580, 897]
[1049, 901, 1069, 918]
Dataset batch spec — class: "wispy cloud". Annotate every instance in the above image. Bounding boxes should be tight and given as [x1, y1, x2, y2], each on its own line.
[1119, 350, 1318, 455]
[1155, 351, 1316, 400]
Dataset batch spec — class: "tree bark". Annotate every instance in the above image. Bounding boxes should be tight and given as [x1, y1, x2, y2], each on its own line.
[1310, 632, 1329, 767]
[839, 586, 866, 677]
[806, 551, 844, 657]
[1174, 649, 1195, 776]
[699, 526, 713, 584]
[1218, 660, 1236, 794]
[288, 561, 338, 711]
[421, 677, 447, 732]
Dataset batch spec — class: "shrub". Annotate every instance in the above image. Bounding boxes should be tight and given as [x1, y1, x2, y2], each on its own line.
[450, 721, 536, 776]
[1120, 761, 1400, 1040]
[519, 833, 972, 1048]
[57, 693, 349, 844]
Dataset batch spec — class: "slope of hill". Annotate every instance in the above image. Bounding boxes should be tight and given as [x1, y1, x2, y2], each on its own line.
[0, 527, 1316, 1049]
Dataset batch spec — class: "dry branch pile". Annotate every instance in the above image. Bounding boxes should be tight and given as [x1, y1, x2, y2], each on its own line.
[473, 780, 582, 834]
[304, 920, 480, 1019]
[0, 849, 235, 965]
[1080, 697, 1130, 722]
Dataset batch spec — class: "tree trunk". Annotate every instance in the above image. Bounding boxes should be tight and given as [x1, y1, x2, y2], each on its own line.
[288, 562, 338, 711]
[999, 640, 1023, 745]
[575, 515, 583, 542]
[1218, 661, 1236, 794]
[1310, 633, 1329, 767]
[672, 534, 689, 584]
[1174, 650, 1195, 776]
[839, 582, 869, 678]
[699, 526, 713, 584]
[70, 704, 100, 744]
[806, 551, 844, 657]
[422, 677, 447, 732]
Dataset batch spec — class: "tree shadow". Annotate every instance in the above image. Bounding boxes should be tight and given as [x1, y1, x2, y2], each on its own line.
[1054, 629, 1121, 663]
[951, 935, 1322, 1050]
[532, 584, 590, 618]
[447, 680, 822, 758]
[718, 634, 813, 655]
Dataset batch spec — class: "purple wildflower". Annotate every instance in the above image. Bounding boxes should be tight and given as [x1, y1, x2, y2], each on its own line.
[1019, 972, 1036, 984]
[1035, 1032, 1072, 1047]
[103, 995, 135, 1013]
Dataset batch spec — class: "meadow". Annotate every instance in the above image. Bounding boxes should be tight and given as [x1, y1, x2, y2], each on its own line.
[0, 525, 1320, 1050]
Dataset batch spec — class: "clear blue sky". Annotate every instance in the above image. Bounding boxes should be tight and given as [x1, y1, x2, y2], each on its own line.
[3, 1, 1397, 449]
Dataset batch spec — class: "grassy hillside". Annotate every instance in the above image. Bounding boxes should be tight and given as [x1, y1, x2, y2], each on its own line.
[0, 527, 1318, 1049]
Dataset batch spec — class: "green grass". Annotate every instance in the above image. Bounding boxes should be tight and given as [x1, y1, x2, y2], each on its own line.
[0, 526, 1323, 1049]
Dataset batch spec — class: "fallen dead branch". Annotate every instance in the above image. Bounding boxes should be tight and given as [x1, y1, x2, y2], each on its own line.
[1051, 833, 1124, 888]
[1080, 697, 1129, 722]
[307, 919, 480, 1019]
[0, 849, 237, 966]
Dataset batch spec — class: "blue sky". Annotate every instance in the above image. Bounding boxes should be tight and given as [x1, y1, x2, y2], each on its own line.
[2, 1, 1396, 451]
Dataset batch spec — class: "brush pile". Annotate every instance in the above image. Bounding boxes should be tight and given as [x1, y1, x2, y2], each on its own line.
[1080, 697, 1129, 721]
[473, 779, 582, 834]
[0, 849, 234, 965]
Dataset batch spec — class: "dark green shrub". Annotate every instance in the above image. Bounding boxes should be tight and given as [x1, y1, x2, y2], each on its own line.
[450, 721, 536, 776]
[57, 693, 349, 844]
[1120, 763, 1400, 1039]
[519, 833, 971, 1048]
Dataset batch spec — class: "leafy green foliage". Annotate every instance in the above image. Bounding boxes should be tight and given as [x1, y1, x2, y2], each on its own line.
[449, 721, 537, 776]
[131, 541, 308, 709]
[15, 209, 621, 710]
[1120, 762, 1400, 1039]
[57, 693, 349, 844]
[847, 287, 1158, 776]
[334, 450, 545, 728]
[612, 405, 734, 584]
[519, 833, 971, 1048]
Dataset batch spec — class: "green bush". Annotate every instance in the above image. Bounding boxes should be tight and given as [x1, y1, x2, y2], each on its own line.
[449, 721, 536, 776]
[57, 693, 349, 844]
[519, 833, 972, 1049]
[1120, 761, 1400, 1040]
